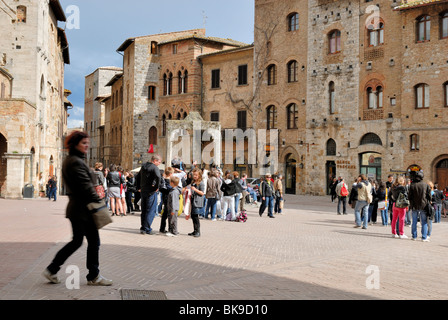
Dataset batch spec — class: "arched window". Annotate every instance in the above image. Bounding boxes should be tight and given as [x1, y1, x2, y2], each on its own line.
[360, 133, 382, 146]
[329, 81, 335, 114]
[287, 103, 298, 129]
[328, 30, 341, 54]
[288, 12, 299, 31]
[410, 134, 420, 151]
[415, 83, 430, 109]
[267, 64, 276, 85]
[149, 126, 157, 145]
[17, 6, 27, 23]
[367, 85, 383, 109]
[266, 105, 277, 130]
[287, 60, 298, 83]
[326, 139, 336, 156]
[178, 71, 183, 94]
[417, 15, 431, 42]
[183, 70, 188, 94]
[163, 74, 167, 96]
[168, 73, 173, 95]
[367, 20, 384, 46]
[442, 12, 448, 39]
[162, 114, 167, 136]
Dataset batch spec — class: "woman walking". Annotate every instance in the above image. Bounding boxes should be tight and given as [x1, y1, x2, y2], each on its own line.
[42, 131, 112, 286]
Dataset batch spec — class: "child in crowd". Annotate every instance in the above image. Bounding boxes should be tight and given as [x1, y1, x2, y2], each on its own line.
[159, 167, 174, 233]
[167, 175, 182, 237]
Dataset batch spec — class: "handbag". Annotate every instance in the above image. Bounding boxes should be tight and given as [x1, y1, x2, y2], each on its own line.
[87, 200, 113, 229]
[378, 201, 387, 210]
[95, 184, 105, 199]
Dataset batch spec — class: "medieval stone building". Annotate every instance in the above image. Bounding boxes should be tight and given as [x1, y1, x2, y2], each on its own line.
[89, 0, 448, 195]
[0, 0, 70, 198]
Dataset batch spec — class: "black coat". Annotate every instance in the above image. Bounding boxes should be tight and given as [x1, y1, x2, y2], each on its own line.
[409, 180, 432, 211]
[138, 161, 162, 195]
[62, 149, 101, 222]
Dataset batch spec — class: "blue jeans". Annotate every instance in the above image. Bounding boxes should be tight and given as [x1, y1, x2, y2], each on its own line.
[274, 196, 283, 213]
[260, 196, 274, 217]
[434, 203, 442, 223]
[205, 198, 217, 220]
[412, 209, 428, 240]
[234, 194, 240, 214]
[354, 200, 369, 228]
[380, 209, 388, 226]
[140, 192, 158, 233]
[48, 187, 57, 201]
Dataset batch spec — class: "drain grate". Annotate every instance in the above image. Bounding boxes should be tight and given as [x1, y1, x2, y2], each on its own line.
[121, 289, 168, 300]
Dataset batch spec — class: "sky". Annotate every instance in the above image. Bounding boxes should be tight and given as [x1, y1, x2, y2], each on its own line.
[58, 0, 255, 128]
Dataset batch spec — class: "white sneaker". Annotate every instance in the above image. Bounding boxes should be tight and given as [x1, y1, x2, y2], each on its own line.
[87, 275, 113, 286]
[399, 234, 408, 239]
[166, 232, 177, 237]
[393, 234, 400, 238]
[422, 238, 430, 242]
[42, 269, 60, 284]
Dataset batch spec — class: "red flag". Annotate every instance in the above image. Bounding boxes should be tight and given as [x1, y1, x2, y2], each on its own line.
[148, 144, 154, 153]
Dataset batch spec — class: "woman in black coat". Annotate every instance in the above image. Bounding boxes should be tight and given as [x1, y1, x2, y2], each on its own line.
[42, 131, 112, 286]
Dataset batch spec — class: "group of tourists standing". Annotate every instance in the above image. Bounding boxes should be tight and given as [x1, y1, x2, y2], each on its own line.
[332, 171, 447, 242]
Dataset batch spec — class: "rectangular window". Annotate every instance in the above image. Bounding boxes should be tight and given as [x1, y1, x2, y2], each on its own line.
[238, 65, 248, 86]
[210, 112, 219, 122]
[148, 86, 156, 100]
[173, 44, 178, 54]
[211, 69, 220, 89]
[443, 16, 448, 38]
[237, 110, 247, 130]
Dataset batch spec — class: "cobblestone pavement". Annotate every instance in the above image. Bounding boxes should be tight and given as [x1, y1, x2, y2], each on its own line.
[1, 194, 447, 300]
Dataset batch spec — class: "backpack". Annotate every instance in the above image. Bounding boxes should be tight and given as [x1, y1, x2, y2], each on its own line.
[340, 183, 349, 197]
[395, 192, 410, 209]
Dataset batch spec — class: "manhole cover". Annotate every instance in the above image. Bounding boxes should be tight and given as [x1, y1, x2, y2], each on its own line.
[121, 289, 168, 300]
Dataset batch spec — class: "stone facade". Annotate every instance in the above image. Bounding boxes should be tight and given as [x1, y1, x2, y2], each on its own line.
[253, 0, 448, 195]
[84, 66, 122, 167]
[0, 0, 70, 199]
[115, 29, 247, 170]
[90, 0, 448, 195]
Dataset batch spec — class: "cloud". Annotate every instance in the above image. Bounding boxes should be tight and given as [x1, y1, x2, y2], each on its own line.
[67, 119, 84, 129]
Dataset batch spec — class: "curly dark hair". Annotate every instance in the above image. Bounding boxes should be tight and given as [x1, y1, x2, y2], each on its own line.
[64, 131, 89, 152]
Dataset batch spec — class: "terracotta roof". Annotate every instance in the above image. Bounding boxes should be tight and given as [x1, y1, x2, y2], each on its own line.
[159, 35, 248, 47]
[198, 45, 254, 59]
[394, 0, 448, 10]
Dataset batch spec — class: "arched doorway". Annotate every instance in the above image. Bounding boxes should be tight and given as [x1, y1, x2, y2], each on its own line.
[285, 153, 296, 194]
[0, 133, 7, 196]
[436, 159, 448, 190]
[326, 161, 336, 195]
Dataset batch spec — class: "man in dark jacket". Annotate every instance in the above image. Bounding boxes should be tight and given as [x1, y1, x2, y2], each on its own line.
[137, 155, 162, 235]
[409, 171, 432, 241]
